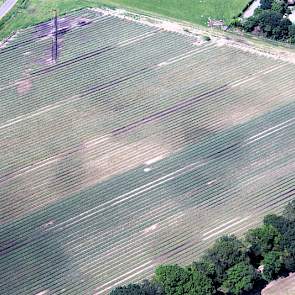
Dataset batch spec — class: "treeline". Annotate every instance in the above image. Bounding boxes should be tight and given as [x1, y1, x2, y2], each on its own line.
[236, 0, 295, 43]
[110, 199, 295, 295]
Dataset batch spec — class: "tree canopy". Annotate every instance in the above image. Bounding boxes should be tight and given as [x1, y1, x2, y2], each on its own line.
[110, 280, 163, 295]
[221, 262, 258, 295]
[154, 264, 215, 295]
[245, 224, 282, 257]
[202, 235, 247, 283]
[262, 251, 284, 282]
[242, 0, 294, 42]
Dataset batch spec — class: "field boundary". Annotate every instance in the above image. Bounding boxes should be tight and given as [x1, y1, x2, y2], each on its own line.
[91, 7, 295, 65]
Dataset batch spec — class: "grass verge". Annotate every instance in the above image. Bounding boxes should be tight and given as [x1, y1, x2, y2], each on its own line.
[0, 0, 250, 41]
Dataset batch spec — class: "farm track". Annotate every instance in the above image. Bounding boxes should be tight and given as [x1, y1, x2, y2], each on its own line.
[0, 8, 295, 295]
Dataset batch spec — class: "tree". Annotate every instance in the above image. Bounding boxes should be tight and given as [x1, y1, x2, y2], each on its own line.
[262, 251, 284, 282]
[202, 235, 248, 284]
[221, 262, 258, 295]
[273, 18, 292, 40]
[283, 249, 295, 272]
[110, 284, 146, 295]
[154, 264, 215, 295]
[271, 0, 290, 15]
[263, 214, 287, 233]
[245, 224, 282, 257]
[243, 16, 259, 32]
[279, 221, 295, 254]
[243, 8, 292, 40]
[189, 269, 216, 295]
[141, 280, 164, 295]
[283, 199, 295, 222]
[256, 10, 284, 37]
[289, 24, 295, 43]
[109, 281, 163, 295]
[191, 260, 216, 279]
[154, 265, 191, 295]
[260, 0, 274, 10]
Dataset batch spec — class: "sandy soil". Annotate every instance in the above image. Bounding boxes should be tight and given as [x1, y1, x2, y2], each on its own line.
[262, 273, 295, 295]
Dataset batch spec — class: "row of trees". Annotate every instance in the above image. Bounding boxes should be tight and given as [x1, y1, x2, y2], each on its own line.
[240, 0, 295, 42]
[110, 199, 295, 295]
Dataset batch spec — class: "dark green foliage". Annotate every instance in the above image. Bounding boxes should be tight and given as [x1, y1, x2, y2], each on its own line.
[243, 15, 259, 32]
[154, 264, 215, 295]
[221, 262, 258, 295]
[110, 285, 142, 295]
[202, 235, 248, 284]
[263, 209, 295, 272]
[283, 199, 295, 222]
[279, 221, 295, 253]
[289, 24, 295, 43]
[262, 251, 284, 282]
[260, 0, 273, 9]
[255, 10, 284, 38]
[154, 264, 191, 295]
[110, 284, 145, 295]
[141, 280, 164, 295]
[110, 281, 163, 295]
[191, 260, 216, 279]
[272, 18, 292, 40]
[189, 269, 216, 295]
[245, 225, 282, 257]
[243, 0, 293, 41]
[283, 249, 295, 272]
[263, 214, 287, 233]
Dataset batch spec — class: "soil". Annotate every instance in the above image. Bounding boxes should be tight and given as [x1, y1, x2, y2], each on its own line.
[262, 273, 295, 295]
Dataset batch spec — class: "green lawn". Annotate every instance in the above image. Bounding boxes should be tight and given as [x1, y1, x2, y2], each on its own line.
[0, 0, 250, 40]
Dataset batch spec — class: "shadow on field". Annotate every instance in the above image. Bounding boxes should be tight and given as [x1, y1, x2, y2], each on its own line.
[166, 127, 246, 209]
[0, 227, 75, 294]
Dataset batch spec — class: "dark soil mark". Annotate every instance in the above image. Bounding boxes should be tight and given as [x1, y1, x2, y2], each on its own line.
[112, 84, 228, 135]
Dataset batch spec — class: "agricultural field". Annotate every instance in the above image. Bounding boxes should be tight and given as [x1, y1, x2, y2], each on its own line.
[0, 0, 250, 39]
[0, 8, 295, 295]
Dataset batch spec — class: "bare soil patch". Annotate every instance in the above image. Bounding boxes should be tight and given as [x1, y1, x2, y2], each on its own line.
[262, 273, 295, 295]
[82, 135, 171, 186]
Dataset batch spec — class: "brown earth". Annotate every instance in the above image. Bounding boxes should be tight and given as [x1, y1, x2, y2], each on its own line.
[262, 273, 295, 295]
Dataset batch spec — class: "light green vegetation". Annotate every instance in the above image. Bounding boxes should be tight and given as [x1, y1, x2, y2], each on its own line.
[0, 0, 250, 40]
[1, 10, 295, 294]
